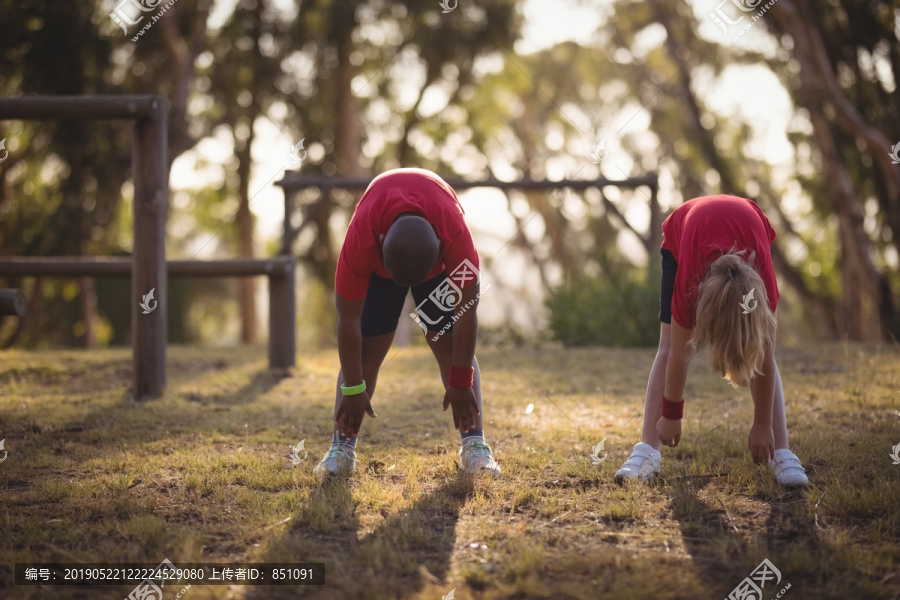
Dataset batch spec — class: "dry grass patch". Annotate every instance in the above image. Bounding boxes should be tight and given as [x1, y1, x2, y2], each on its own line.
[0, 342, 898, 599]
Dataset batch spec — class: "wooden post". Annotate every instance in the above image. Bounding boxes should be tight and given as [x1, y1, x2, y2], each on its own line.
[647, 174, 662, 283]
[132, 96, 168, 399]
[0, 289, 26, 316]
[281, 188, 295, 255]
[268, 258, 296, 369]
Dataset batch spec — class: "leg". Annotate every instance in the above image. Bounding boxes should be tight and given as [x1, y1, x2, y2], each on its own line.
[425, 332, 484, 431]
[615, 250, 673, 482]
[761, 359, 808, 485]
[640, 323, 670, 450]
[615, 328, 666, 481]
[426, 326, 499, 475]
[771, 361, 789, 450]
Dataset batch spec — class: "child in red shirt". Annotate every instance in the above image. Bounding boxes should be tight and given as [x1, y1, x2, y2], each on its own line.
[615, 195, 808, 486]
[313, 168, 500, 476]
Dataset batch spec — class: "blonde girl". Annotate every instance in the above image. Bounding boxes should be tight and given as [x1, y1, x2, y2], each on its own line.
[615, 195, 808, 486]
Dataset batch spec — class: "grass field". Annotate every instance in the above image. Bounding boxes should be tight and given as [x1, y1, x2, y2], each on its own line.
[1, 341, 899, 599]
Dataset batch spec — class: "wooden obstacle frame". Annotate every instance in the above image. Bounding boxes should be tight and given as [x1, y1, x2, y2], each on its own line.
[0, 96, 295, 400]
[275, 172, 662, 269]
[0, 289, 27, 316]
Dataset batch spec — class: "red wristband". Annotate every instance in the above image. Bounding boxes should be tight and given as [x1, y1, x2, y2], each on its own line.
[661, 395, 684, 420]
[448, 366, 475, 389]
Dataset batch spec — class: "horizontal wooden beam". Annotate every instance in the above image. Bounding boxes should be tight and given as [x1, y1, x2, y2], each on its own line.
[275, 173, 659, 192]
[0, 257, 294, 278]
[0, 95, 164, 121]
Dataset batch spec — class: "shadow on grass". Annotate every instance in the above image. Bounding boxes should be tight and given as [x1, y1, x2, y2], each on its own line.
[257, 470, 474, 600]
[0, 349, 290, 520]
[666, 469, 820, 599]
[2, 349, 287, 446]
[665, 473, 749, 598]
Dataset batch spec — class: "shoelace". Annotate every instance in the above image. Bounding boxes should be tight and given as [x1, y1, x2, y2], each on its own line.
[324, 445, 356, 464]
[464, 440, 494, 455]
[462, 440, 495, 465]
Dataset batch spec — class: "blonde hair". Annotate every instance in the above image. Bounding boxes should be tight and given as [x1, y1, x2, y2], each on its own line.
[690, 248, 777, 387]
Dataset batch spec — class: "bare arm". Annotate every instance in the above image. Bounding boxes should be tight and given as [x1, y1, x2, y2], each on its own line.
[748, 345, 776, 463]
[657, 319, 693, 447]
[451, 282, 479, 370]
[334, 293, 374, 437]
[749, 346, 776, 426]
[664, 319, 693, 401]
[336, 294, 365, 387]
[443, 282, 480, 433]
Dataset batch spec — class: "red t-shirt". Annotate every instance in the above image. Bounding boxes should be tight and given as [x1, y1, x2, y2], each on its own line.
[335, 168, 479, 301]
[661, 195, 778, 329]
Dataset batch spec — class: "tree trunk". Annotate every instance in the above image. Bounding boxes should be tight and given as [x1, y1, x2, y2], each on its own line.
[236, 136, 258, 345]
[233, 0, 267, 346]
[768, 0, 895, 340]
[810, 112, 882, 341]
[159, 0, 212, 167]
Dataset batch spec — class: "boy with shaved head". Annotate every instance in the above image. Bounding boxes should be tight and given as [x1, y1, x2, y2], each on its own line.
[314, 168, 500, 476]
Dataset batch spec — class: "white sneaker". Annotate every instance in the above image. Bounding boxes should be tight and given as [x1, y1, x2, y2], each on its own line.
[615, 442, 661, 483]
[769, 449, 809, 486]
[313, 444, 357, 476]
[459, 438, 501, 476]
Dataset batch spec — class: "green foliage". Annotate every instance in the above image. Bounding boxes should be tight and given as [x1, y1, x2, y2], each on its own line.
[546, 276, 659, 347]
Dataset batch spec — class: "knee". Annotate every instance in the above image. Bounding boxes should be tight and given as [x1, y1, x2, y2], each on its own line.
[656, 346, 670, 364]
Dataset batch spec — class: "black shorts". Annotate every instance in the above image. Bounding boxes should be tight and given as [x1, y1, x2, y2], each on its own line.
[658, 246, 775, 324]
[360, 272, 455, 337]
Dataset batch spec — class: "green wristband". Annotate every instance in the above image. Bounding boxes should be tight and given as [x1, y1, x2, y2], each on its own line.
[340, 380, 366, 395]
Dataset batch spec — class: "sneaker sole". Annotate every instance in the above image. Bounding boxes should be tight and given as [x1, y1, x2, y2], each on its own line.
[460, 467, 501, 476]
[776, 477, 809, 487]
[314, 466, 356, 477]
[614, 472, 658, 485]
[316, 470, 355, 478]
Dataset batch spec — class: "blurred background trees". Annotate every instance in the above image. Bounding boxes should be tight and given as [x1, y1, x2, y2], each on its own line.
[0, 0, 897, 349]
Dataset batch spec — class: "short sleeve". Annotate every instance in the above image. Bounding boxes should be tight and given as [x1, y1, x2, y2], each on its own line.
[335, 229, 371, 301]
[441, 225, 479, 287]
[660, 210, 681, 259]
